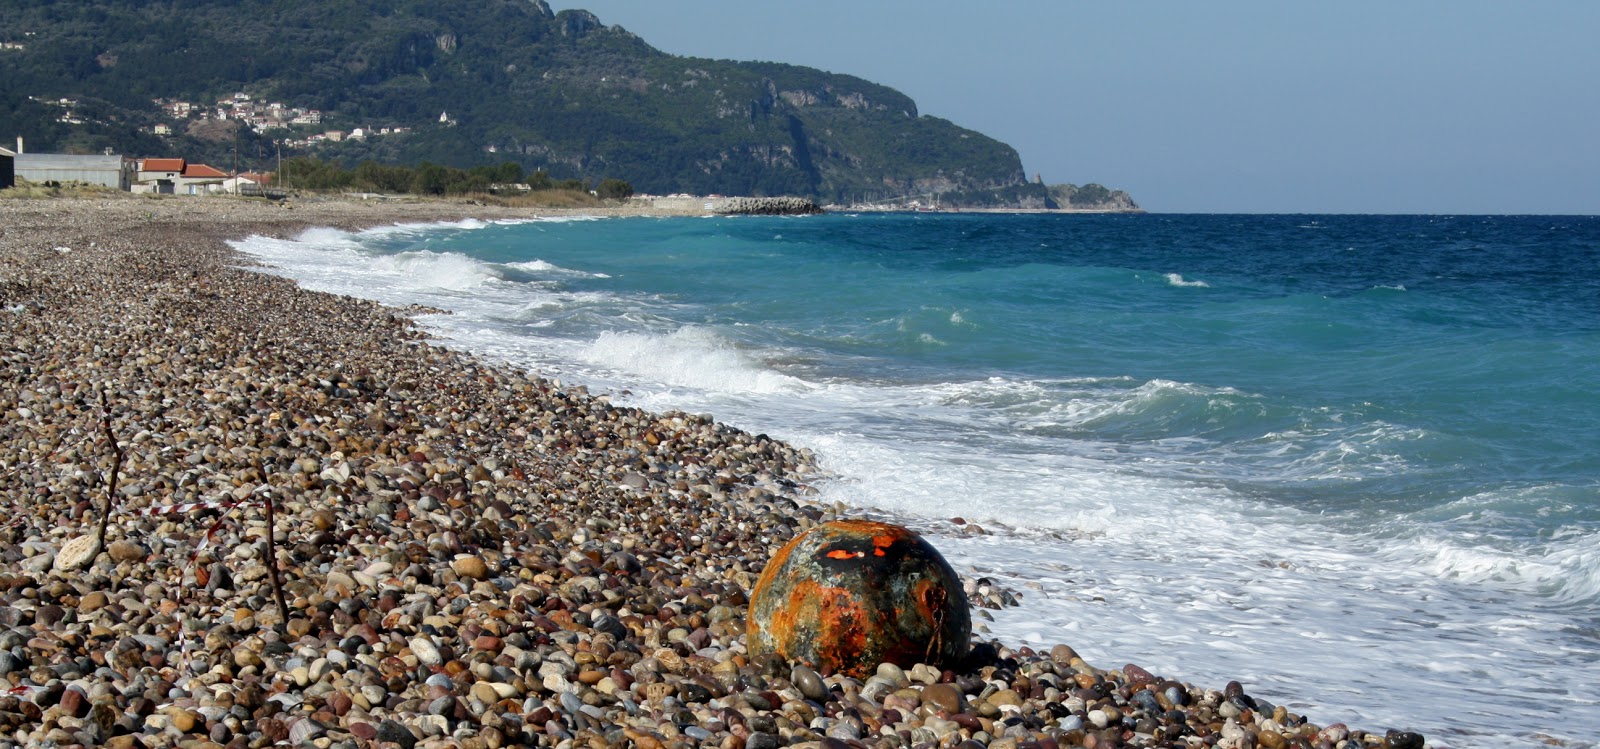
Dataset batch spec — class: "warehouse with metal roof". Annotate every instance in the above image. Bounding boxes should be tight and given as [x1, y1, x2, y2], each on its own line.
[14, 153, 134, 190]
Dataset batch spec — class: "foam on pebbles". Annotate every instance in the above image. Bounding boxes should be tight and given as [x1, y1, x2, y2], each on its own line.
[0, 197, 1420, 749]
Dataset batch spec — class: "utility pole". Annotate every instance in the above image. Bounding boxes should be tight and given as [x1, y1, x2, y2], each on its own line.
[232, 125, 240, 195]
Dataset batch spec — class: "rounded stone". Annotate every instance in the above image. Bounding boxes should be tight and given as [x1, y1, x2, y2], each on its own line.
[451, 555, 490, 580]
[1385, 730, 1425, 749]
[78, 591, 109, 614]
[791, 665, 829, 703]
[921, 682, 963, 714]
[988, 688, 1022, 708]
[107, 540, 145, 563]
[53, 535, 101, 573]
[410, 636, 443, 667]
[746, 520, 970, 678]
[168, 709, 198, 733]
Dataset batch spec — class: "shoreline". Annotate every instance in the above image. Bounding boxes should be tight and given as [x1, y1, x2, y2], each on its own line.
[0, 195, 1408, 749]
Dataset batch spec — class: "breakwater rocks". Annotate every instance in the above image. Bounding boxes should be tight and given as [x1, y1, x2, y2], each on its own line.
[711, 197, 823, 216]
[624, 195, 823, 216]
[0, 197, 1415, 749]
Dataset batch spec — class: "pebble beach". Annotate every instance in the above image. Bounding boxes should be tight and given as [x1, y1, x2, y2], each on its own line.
[0, 196, 1419, 749]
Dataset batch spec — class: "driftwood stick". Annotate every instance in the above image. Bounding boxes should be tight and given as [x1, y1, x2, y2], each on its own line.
[262, 482, 291, 629]
[252, 456, 292, 630]
[95, 390, 124, 551]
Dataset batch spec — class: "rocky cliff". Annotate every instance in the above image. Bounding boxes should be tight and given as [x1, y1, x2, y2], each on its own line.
[1, 0, 1029, 202]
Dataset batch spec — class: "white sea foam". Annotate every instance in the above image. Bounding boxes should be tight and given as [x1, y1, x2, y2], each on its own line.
[372, 251, 502, 290]
[527, 215, 606, 223]
[1402, 530, 1600, 605]
[1164, 272, 1210, 287]
[349, 218, 490, 241]
[505, 259, 610, 278]
[294, 227, 360, 247]
[581, 328, 809, 394]
[507, 259, 564, 273]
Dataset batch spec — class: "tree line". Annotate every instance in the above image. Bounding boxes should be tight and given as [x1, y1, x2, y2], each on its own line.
[275, 157, 634, 199]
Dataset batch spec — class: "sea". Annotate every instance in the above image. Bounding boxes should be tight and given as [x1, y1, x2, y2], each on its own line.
[233, 212, 1600, 749]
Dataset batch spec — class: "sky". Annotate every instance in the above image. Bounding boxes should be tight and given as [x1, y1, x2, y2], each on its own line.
[549, 1, 1599, 214]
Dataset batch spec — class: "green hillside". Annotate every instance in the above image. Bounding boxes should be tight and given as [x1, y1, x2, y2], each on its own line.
[0, 0, 1027, 200]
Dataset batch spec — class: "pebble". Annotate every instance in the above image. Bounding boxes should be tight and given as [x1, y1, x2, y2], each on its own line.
[451, 554, 489, 580]
[52, 535, 100, 572]
[792, 665, 829, 702]
[1387, 729, 1426, 749]
[107, 540, 145, 563]
[0, 198, 1410, 749]
[410, 636, 442, 667]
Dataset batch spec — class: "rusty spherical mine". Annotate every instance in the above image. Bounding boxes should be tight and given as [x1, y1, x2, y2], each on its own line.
[747, 519, 971, 677]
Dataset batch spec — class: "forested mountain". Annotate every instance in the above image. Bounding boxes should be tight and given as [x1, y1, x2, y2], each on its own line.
[0, 0, 1030, 201]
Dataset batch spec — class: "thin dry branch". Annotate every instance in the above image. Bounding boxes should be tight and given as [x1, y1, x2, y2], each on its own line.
[95, 390, 124, 551]
[252, 457, 292, 631]
[261, 482, 291, 629]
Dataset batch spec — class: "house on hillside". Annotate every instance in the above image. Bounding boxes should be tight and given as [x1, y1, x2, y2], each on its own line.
[0, 147, 14, 189]
[14, 153, 134, 190]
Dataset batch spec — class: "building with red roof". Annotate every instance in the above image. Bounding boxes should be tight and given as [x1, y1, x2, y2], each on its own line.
[134, 158, 233, 195]
[140, 158, 185, 174]
[181, 163, 228, 179]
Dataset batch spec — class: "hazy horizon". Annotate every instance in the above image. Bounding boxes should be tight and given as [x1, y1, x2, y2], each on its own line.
[551, 1, 1598, 215]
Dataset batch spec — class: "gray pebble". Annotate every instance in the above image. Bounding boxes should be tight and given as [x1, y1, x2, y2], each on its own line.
[792, 665, 829, 702]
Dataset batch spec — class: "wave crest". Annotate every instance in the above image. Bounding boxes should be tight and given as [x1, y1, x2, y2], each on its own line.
[1165, 273, 1211, 287]
[582, 328, 808, 394]
[372, 251, 502, 290]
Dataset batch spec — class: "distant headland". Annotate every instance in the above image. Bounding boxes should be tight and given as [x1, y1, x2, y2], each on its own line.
[1, 0, 1136, 210]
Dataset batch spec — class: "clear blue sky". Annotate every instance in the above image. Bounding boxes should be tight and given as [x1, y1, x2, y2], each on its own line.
[550, 1, 1598, 214]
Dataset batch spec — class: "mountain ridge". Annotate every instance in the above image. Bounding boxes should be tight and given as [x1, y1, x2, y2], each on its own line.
[1, 0, 1133, 208]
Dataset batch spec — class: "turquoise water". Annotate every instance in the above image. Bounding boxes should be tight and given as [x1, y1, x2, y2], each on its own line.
[239, 212, 1600, 747]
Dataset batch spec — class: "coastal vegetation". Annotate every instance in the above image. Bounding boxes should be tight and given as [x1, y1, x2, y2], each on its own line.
[274, 156, 612, 199]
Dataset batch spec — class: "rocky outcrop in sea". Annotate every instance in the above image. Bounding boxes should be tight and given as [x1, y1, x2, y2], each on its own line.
[711, 197, 824, 216]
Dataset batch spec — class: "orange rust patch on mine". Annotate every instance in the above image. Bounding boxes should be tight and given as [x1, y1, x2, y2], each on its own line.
[812, 586, 869, 676]
[753, 532, 805, 594]
[911, 578, 942, 620]
[766, 578, 825, 646]
[825, 549, 865, 560]
[762, 578, 874, 676]
[871, 533, 898, 556]
[748, 532, 807, 652]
